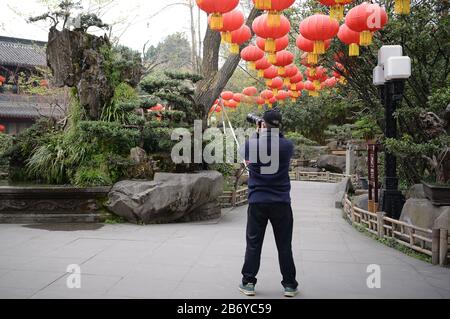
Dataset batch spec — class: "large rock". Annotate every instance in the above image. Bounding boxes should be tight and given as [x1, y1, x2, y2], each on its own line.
[400, 198, 450, 231]
[352, 194, 369, 210]
[334, 177, 354, 208]
[405, 184, 426, 200]
[106, 171, 223, 224]
[317, 155, 346, 173]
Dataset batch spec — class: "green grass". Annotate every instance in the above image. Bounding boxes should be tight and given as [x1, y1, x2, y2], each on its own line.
[352, 223, 432, 263]
[104, 214, 128, 224]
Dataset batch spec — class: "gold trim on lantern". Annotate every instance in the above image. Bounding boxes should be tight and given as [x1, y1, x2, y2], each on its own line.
[248, 62, 256, 70]
[360, 31, 373, 46]
[268, 53, 276, 64]
[278, 67, 286, 76]
[230, 43, 240, 54]
[313, 40, 325, 55]
[395, 0, 411, 15]
[349, 43, 360, 56]
[258, 70, 264, 77]
[307, 53, 318, 65]
[265, 38, 276, 53]
[210, 13, 223, 30]
[268, 11, 281, 27]
[284, 78, 291, 86]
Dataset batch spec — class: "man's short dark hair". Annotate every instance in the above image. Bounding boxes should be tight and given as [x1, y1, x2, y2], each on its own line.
[263, 109, 282, 128]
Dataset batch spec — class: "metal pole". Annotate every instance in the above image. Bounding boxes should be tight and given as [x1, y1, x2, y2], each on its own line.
[380, 80, 406, 219]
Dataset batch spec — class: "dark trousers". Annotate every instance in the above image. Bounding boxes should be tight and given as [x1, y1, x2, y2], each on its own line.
[241, 203, 298, 289]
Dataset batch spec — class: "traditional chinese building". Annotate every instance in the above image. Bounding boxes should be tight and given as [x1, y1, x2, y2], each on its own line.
[0, 36, 66, 135]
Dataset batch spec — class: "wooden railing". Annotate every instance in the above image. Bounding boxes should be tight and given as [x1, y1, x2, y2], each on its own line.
[343, 194, 449, 267]
[219, 171, 354, 209]
[290, 170, 356, 183]
[219, 187, 248, 208]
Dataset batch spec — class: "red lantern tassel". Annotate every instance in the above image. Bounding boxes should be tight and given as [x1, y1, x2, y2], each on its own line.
[359, 31, 373, 46]
[230, 43, 239, 55]
[248, 62, 256, 70]
[267, 53, 276, 64]
[349, 43, 360, 56]
[268, 11, 281, 27]
[264, 38, 276, 53]
[307, 53, 318, 65]
[210, 13, 223, 31]
[313, 41, 325, 55]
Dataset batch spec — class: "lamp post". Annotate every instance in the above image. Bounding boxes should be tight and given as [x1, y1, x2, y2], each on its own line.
[373, 45, 411, 219]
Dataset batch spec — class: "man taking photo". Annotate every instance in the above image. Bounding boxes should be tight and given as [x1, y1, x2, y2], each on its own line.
[239, 108, 299, 298]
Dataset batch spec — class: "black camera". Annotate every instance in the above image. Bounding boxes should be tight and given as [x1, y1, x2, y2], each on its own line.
[246, 113, 263, 126]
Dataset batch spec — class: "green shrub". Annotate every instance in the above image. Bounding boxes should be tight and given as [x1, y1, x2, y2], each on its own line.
[73, 166, 112, 187]
[0, 133, 13, 166]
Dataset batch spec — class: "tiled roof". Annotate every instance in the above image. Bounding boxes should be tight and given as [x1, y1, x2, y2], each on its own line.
[0, 101, 65, 120]
[0, 36, 47, 68]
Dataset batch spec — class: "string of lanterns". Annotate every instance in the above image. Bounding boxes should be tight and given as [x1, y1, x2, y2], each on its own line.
[196, 0, 409, 115]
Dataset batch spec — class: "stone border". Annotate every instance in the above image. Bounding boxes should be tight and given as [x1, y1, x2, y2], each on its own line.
[0, 186, 111, 223]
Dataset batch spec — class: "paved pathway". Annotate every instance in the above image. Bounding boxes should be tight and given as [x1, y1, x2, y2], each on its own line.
[0, 182, 449, 299]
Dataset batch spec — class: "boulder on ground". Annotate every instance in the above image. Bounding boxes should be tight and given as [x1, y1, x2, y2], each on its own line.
[352, 194, 369, 210]
[334, 177, 354, 208]
[317, 155, 346, 173]
[405, 184, 426, 200]
[106, 171, 223, 224]
[400, 198, 450, 231]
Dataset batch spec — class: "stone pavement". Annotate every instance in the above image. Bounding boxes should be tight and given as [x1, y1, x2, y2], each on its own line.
[0, 181, 449, 299]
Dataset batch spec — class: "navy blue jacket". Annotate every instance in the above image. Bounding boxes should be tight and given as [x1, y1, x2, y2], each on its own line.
[240, 130, 294, 204]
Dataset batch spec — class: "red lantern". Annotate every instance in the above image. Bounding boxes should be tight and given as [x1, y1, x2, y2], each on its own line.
[210, 104, 222, 113]
[295, 81, 305, 92]
[233, 93, 243, 103]
[261, 89, 274, 105]
[263, 65, 279, 85]
[196, 0, 240, 30]
[289, 72, 303, 90]
[224, 99, 239, 108]
[281, 64, 298, 86]
[256, 96, 265, 104]
[252, 14, 291, 54]
[0, 124, 5, 133]
[318, 0, 353, 21]
[267, 77, 283, 95]
[338, 24, 361, 56]
[296, 34, 331, 65]
[345, 2, 388, 46]
[299, 14, 339, 55]
[267, 0, 296, 27]
[255, 57, 272, 77]
[221, 91, 234, 100]
[304, 80, 319, 97]
[275, 89, 289, 104]
[256, 35, 289, 63]
[149, 104, 164, 111]
[288, 89, 300, 101]
[0, 75, 6, 85]
[268, 96, 278, 107]
[241, 45, 265, 70]
[273, 50, 294, 76]
[216, 10, 245, 43]
[230, 25, 252, 54]
[243, 86, 258, 96]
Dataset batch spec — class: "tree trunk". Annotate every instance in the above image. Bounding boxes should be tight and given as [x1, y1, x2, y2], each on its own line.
[194, 8, 260, 122]
[188, 0, 199, 73]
